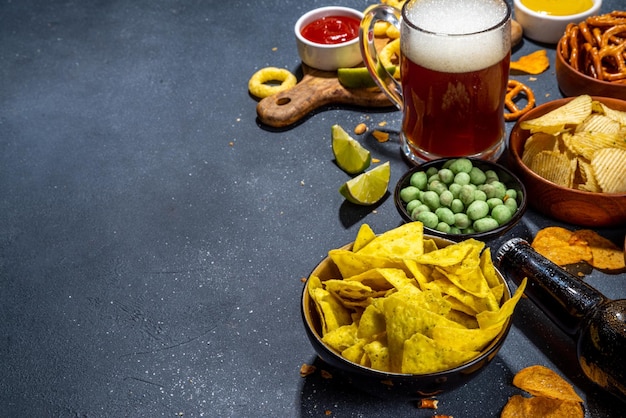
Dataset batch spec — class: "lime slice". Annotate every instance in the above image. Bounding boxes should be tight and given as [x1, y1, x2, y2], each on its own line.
[337, 66, 397, 89]
[339, 161, 390, 205]
[332, 124, 371, 174]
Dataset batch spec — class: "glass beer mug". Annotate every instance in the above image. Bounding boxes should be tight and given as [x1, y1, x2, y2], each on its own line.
[360, 0, 512, 164]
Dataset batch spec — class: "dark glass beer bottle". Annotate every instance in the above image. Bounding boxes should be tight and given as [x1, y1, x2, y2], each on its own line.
[496, 238, 626, 403]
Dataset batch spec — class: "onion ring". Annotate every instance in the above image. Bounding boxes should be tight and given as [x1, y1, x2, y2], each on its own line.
[504, 80, 535, 122]
[248, 67, 297, 99]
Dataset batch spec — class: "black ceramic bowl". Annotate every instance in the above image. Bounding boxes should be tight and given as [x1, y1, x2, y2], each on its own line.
[394, 158, 527, 242]
[301, 237, 513, 399]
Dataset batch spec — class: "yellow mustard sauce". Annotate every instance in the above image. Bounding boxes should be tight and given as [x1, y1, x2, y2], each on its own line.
[520, 0, 594, 16]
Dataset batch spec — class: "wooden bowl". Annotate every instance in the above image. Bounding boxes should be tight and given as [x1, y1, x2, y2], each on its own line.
[555, 37, 626, 100]
[508, 97, 626, 227]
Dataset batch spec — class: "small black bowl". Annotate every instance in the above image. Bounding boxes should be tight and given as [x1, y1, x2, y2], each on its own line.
[394, 158, 527, 242]
[301, 237, 513, 399]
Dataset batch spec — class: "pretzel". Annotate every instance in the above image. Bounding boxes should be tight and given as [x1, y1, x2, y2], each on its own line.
[504, 80, 535, 122]
[560, 12, 626, 83]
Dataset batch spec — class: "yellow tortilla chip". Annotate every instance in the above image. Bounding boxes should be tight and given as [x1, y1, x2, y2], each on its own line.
[401, 332, 479, 374]
[309, 283, 353, 334]
[356, 221, 424, 259]
[476, 278, 527, 329]
[353, 223, 377, 252]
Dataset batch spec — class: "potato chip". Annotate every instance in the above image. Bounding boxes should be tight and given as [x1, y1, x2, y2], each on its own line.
[575, 113, 622, 135]
[531, 226, 593, 266]
[513, 365, 583, 403]
[593, 101, 626, 126]
[501, 394, 584, 418]
[529, 151, 576, 188]
[520, 95, 592, 135]
[509, 49, 550, 75]
[575, 159, 601, 192]
[591, 148, 626, 193]
[522, 133, 559, 167]
[571, 229, 626, 271]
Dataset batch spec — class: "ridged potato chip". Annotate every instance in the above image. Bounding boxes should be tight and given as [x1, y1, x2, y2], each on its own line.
[591, 148, 626, 193]
[513, 365, 583, 403]
[520, 96, 626, 194]
[520, 95, 592, 135]
[529, 151, 576, 188]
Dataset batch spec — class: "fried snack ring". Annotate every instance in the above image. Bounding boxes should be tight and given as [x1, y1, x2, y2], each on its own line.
[379, 39, 401, 79]
[504, 80, 535, 122]
[248, 67, 297, 99]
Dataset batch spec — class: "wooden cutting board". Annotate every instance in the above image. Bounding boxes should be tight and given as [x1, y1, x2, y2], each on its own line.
[256, 64, 393, 128]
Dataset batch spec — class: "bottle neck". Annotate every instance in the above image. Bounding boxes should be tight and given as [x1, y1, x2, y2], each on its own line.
[496, 238, 607, 337]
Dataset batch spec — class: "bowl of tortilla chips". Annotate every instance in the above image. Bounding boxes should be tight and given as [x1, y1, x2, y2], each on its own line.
[508, 95, 626, 227]
[301, 222, 526, 398]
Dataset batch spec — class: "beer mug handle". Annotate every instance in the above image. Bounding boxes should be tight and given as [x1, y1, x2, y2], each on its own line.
[359, 5, 403, 110]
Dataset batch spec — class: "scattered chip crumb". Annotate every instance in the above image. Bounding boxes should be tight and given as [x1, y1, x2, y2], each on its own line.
[320, 369, 333, 379]
[272, 47, 277, 51]
[300, 180, 305, 186]
[229, 141, 234, 147]
[378, 121, 387, 127]
[354, 123, 367, 135]
[372, 157, 381, 163]
[300, 277, 307, 283]
[529, 77, 537, 81]
[416, 399, 439, 409]
[299, 363, 316, 377]
[372, 130, 390, 142]
[324, 410, 332, 416]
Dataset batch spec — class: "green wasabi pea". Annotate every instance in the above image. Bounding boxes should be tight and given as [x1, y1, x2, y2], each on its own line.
[410, 171, 428, 190]
[454, 171, 471, 186]
[422, 190, 441, 210]
[435, 207, 455, 226]
[473, 217, 499, 232]
[469, 166, 487, 185]
[406, 199, 421, 214]
[448, 183, 462, 198]
[492, 204, 512, 225]
[439, 190, 454, 207]
[485, 169, 499, 182]
[426, 167, 438, 177]
[453, 213, 471, 229]
[450, 198, 464, 213]
[400, 186, 420, 203]
[459, 185, 476, 206]
[467, 200, 489, 221]
[416, 211, 439, 229]
[428, 180, 447, 195]
[474, 190, 487, 202]
[504, 196, 518, 213]
[437, 168, 455, 185]
[436, 222, 451, 233]
[411, 204, 431, 220]
[448, 158, 473, 174]
[486, 198, 504, 210]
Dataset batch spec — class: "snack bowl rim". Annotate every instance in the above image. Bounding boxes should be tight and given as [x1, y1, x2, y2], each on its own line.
[508, 96, 626, 227]
[512, 0, 602, 44]
[555, 39, 626, 100]
[301, 237, 513, 397]
[294, 6, 364, 71]
[393, 158, 528, 242]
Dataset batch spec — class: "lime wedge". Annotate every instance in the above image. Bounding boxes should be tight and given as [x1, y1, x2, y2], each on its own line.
[332, 124, 371, 174]
[339, 161, 390, 205]
[337, 66, 396, 89]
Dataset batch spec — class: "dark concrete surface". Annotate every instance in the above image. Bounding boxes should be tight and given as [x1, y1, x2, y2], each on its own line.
[1, 0, 624, 416]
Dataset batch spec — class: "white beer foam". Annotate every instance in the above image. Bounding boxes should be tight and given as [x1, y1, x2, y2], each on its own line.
[402, 0, 509, 73]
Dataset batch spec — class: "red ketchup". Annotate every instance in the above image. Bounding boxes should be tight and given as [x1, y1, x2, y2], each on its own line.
[301, 15, 360, 45]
